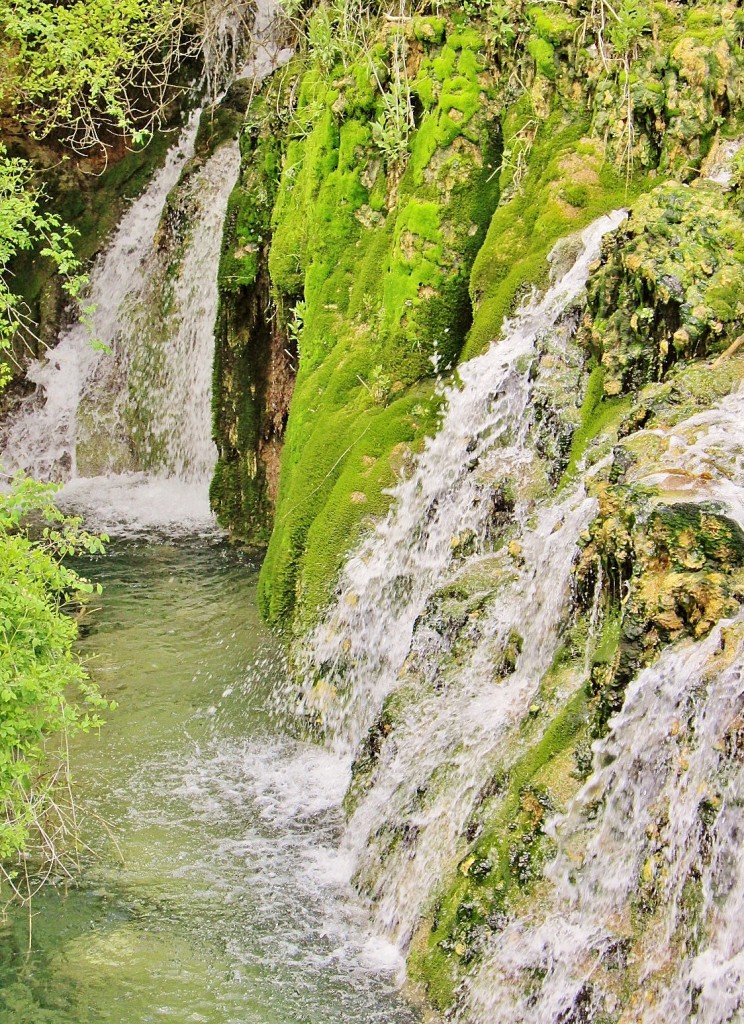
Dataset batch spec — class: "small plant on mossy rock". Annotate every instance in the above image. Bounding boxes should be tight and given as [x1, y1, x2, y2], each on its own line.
[288, 300, 306, 346]
[573, 739, 594, 780]
[369, 30, 415, 169]
[371, 92, 413, 168]
[307, 2, 344, 72]
[359, 364, 392, 404]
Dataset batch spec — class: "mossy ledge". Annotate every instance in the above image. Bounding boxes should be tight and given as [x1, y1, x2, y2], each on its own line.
[209, 0, 743, 630]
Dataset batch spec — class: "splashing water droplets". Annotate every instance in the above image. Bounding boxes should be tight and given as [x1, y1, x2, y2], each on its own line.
[291, 211, 629, 948]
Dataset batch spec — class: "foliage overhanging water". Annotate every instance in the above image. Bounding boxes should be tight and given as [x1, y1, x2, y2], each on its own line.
[0, 540, 419, 1024]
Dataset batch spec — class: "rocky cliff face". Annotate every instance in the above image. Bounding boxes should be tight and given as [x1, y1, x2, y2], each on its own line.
[211, 0, 743, 627]
[214, 4, 743, 1018]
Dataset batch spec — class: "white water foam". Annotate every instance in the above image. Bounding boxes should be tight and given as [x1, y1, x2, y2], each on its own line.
[289, 210, 628, 951]
[169, 732, 408, 980]
[461, 612, 744, 1024]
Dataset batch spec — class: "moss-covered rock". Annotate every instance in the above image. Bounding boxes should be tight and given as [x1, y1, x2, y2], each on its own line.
[577, 180, 744, 397]
[207, 0, 744, 631]
[210, 89, 296, 544]
[257, 22, 502, 625]
[575, 484, 744, 731]
[225, 1, 744, 1016]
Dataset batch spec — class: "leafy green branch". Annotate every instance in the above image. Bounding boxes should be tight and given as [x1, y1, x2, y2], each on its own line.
[0, 143, 91, 381]
[0, 0, 253, 156]
[0, 473, 112, 901]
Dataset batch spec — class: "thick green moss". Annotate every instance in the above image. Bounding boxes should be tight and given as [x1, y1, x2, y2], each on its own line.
[215, 0, 743, 636]
[465, 119, 649, 360]
[257, 23, 501, 626]
[562, 364, 633, 482]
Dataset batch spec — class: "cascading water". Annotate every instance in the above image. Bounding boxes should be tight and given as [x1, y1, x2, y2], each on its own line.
[238, 0, 294, 81]
[295, 211, 626, 944]
[450, 377, 744, 1023]
[300, 210, 628, 753]
[2, 3, 741, 1013]
[344, 487, 596, 949]
[297, 190, 744, 1021]
[461, 610, 744, 1024]
[0, 0, 290, 534]
[0, 107, 237, 532]
[116, 139, 241, 484]
[0, 107, 203, 484]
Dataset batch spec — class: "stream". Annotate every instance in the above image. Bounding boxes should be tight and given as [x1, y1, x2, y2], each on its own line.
[0, 532, 420, 1024]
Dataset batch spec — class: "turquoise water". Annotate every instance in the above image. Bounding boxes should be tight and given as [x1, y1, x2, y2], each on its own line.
[0, 539, 419, 1024]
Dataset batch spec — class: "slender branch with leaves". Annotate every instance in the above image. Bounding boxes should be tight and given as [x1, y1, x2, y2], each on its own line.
[0, 143, 90, 381]
[0, 474, 113, 903]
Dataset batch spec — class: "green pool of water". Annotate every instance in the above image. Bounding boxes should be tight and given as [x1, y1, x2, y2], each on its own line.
[0, 538, 419, 1024]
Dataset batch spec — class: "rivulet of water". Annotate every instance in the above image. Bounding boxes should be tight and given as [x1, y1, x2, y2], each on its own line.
[121, 140, 241, 483]
[345, 486, 595, 949]
[460, 610, 744, 1024]
[0, 108, 203, 485]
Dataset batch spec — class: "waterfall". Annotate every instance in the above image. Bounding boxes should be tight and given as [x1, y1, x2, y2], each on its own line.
[452, 383, 744, 1024]
[299, 210, 628, 757]
[296, 194, 744, 1020]
[461, 611, 744, 1024]
[1, 108, 204, 485]
[119, 140, 241, 484]
[0, 110, 238, 533]
[293, 211, 626, 944]
[0, 0, 297, 533]
[343, 487, 595, 949]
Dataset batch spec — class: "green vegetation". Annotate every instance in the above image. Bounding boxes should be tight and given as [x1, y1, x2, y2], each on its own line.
[212, 17, 502, 622]
[211, 98, 287, 543]
[0, 0, 206, 890]
[0, 475, 111, 895]
[213, 0, 741, 629]
[0, 0, 238, 152]
[0, 146, 88, 379]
